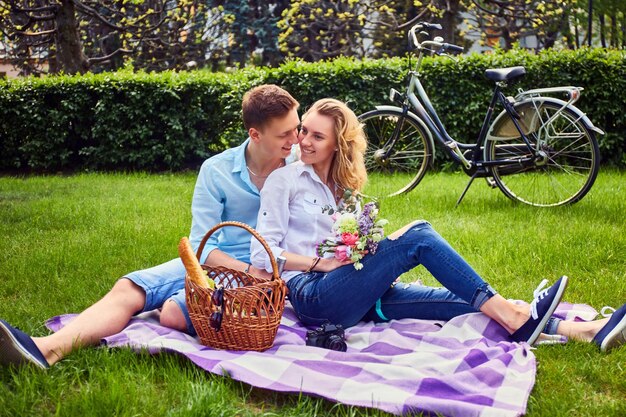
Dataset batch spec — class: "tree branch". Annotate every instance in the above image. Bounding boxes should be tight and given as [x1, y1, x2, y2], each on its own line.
[397, 9, 430, 30]
[75, 0, 169, 32]
[15, 28, 57, 37]
[71, 0, 127, 31]
[14, 5, 59, 13]
[23, 13, 57, 22]
[87, 47, 132, 64]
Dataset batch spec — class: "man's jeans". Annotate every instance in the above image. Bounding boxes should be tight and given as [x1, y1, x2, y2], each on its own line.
[287, 222, 497, 328]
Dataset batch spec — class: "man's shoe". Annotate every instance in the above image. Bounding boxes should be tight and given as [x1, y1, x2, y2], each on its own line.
[592, 303, 626, 352]
[511, 276, 569, 345]
[0, 319, 49, 369]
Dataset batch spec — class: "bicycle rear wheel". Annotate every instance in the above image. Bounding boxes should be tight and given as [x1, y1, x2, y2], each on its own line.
[359, 109, 432, 199]
[484, 101, 600, 207]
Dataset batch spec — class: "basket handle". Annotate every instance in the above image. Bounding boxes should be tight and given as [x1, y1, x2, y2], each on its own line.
[194, 221, 280, 281]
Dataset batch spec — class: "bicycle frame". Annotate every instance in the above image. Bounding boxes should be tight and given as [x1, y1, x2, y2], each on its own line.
[391, 68, 540, 173]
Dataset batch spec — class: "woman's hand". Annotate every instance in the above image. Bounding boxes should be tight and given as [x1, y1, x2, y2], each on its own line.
[316, 257, 354, 272]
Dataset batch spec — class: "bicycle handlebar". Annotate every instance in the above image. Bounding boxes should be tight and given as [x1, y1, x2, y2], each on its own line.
[443, 43, 464, 53]
[409, 22, 464, 55]
[416, 22, 442, 31]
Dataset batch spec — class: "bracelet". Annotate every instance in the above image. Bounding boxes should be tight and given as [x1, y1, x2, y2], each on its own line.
[244, 264, 251, 274]
[305, 257, 321, 273]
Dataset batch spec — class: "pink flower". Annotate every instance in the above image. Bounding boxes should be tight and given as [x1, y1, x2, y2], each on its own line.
[341, 232, 359, 246]
[334, 245, 352, 262]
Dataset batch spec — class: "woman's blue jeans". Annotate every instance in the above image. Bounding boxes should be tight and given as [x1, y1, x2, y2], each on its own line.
[286, 222, 497, 328]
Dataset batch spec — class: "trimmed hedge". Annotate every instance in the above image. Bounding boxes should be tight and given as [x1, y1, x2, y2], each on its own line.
[1, 48, 624, 172]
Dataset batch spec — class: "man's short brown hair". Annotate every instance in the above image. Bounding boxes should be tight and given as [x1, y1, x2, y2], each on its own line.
[242, 84, 299, 131]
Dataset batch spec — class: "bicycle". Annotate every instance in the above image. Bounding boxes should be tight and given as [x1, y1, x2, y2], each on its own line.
[359, 22, 603, 207]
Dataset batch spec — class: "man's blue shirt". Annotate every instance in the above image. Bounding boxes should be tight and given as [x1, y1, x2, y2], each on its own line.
[189, 139, 296, 264]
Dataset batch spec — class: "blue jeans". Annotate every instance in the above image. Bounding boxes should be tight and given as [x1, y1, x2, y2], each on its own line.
[286, 222, 497, 328]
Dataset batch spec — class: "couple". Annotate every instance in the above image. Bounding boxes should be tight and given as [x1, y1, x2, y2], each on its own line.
[1, 85, 624, 370]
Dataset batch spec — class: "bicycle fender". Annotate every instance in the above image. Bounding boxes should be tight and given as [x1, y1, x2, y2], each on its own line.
[514, 97, 604, 136]
[373, 105, 436, 156]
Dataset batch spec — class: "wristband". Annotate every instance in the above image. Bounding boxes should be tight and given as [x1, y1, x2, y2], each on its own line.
[305, 257, 321, 273]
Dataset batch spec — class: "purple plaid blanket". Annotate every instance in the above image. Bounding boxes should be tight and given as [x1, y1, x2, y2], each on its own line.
[47, 302, 597, 417]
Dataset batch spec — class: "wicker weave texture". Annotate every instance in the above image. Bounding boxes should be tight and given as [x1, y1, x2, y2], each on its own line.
[183, 222, 287, 351]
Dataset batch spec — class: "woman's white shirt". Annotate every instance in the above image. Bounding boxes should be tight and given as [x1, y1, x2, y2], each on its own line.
[250, 161, 337, 281]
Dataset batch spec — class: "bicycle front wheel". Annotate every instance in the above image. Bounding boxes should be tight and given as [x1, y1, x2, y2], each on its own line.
[359, 109, 432, 199]
[484, 101, 600, 207]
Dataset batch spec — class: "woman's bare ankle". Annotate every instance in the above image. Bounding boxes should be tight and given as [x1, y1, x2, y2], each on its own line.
[559, 318, 609, 343]
[506, 305, 531, 334]
[480, 296, 530, 334]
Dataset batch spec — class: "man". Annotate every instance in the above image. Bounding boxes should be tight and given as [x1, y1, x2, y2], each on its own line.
[0, 84, 300, 368]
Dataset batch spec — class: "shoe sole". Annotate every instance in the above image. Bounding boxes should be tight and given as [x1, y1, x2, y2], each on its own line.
[526, 276, 569, 345]
[600, 313, 626, 353]
[0, 321, 47, 369]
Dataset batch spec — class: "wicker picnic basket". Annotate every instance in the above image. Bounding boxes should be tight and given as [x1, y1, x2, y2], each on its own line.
[179, 221, 287, 351]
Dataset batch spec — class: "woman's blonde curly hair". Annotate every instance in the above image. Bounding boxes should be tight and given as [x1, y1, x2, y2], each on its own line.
[303, 98, 368, 193]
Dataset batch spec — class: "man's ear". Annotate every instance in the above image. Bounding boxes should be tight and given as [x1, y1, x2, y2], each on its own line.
[249, 127, 262, 143]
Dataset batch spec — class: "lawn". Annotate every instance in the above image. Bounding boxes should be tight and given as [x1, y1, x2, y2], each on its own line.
[1, 171, 624, 416]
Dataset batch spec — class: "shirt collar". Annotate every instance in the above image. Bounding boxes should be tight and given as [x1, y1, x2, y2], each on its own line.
[296, 162, 323, 183]
[233, 138, 251, 174]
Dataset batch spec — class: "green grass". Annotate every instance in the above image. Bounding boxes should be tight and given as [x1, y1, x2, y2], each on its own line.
[1, 171, 625, 417]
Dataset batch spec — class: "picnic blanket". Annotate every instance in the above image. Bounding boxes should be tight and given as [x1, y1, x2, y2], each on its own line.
[46, 302, 598, 417]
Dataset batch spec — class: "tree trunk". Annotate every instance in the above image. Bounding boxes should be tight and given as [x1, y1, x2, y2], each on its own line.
[599, 13, 606, 47]
[54, 0, 89, 74]
[561, 16, 574, 49]
[622, 13, 626, 48]
[502, 27, 513, 50]
[435, 0, 461, 44]
[610, 14, 617, 48]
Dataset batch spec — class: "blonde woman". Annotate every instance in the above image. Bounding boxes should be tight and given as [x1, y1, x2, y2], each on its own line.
[250, 98, 625, 351]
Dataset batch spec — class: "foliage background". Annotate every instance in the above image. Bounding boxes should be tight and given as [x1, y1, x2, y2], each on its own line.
[2, 0, 624, 76]
[1, 48, 624, 173]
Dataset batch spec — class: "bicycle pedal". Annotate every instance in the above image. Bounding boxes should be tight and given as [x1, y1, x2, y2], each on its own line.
[485, 177, 498, 189]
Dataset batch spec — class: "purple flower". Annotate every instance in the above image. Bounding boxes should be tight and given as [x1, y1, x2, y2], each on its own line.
[366, 239, 379, 254]
[358, 214, 373, 235]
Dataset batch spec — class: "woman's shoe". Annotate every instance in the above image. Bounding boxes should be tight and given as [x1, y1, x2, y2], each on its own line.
[592, 303, 626, 352]
[511, 276, 569, 345]
[0, 319, 49, 369]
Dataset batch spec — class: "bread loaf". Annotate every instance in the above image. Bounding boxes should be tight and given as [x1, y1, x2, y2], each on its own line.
[178, 237, 213, 289]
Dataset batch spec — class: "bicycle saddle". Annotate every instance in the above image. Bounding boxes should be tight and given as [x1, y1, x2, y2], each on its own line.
[484, 66, 526, 82]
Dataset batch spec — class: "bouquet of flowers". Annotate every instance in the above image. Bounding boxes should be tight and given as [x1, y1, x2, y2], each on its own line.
[316, 190, 388, 270]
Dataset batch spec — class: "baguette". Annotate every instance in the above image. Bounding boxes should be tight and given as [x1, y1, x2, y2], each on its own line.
[178, 237, 213, 289]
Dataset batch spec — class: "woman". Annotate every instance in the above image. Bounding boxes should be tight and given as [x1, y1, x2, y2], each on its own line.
[250, 98, 626, 350]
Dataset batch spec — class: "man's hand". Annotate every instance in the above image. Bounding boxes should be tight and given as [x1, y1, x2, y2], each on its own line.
[206, 249, 273, 279]
[247, 264, 272, 279]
